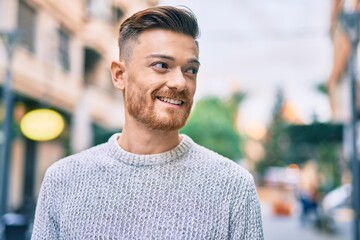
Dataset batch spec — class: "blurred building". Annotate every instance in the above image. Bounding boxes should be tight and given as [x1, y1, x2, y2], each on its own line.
[0, 0, 158, 213]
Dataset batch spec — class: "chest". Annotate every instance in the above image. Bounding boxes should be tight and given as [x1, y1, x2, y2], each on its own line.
[57, 169, 231, 239]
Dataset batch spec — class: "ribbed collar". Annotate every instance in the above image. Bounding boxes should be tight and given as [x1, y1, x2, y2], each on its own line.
[106, 133, 193, 166]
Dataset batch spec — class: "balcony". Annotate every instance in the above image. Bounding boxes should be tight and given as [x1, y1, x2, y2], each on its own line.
[27, 0, 84, 32]
[0, 46, 83, 112]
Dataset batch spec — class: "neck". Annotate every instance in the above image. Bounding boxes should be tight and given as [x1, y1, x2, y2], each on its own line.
[118, 120, 181, 155]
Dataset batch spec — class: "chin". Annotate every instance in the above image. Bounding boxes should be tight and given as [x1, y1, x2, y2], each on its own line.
[146, 113, 188, 131]
[128, 104, 190, 131]
[147, 119, 186, 131]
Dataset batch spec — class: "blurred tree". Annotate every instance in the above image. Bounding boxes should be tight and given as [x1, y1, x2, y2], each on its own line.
[317, 142, 342, 190]
[257, 84, 344, 190]
[286, 123, 343, 190]
[313, 81, 343, 189]
[181, 91, 245, 161]
[256, 87, 289, 174]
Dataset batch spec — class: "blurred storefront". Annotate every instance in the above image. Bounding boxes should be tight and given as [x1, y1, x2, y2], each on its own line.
[0, 0, 158, 216]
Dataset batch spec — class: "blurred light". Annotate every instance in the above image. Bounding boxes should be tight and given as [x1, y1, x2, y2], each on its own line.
[20, 109, 65, 141]
[243, 122, 266, 140]
[281, 101, 303, 124]
[244, 139, 265, 162]
[287, 163, 300, 170]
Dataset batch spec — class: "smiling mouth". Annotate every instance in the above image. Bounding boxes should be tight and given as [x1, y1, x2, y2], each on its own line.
[157, 97, 184, 106]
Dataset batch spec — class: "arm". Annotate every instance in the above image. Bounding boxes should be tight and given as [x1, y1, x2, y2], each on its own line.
[330, 0, 342, 35]
[31, 171, 60, 239]
[229, 174, 264, 240]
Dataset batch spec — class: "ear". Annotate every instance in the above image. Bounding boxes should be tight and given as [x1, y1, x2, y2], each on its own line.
[110, 60, 126, 90]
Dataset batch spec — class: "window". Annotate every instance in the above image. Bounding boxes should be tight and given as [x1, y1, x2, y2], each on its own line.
[112, 6, 124, 24]
[58, 28, 70, 71]
[18, 0, 36, 52]
[84, 47, 101, 85]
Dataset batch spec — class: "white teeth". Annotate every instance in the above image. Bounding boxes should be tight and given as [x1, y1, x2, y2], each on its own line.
[158, 97, 182, 105]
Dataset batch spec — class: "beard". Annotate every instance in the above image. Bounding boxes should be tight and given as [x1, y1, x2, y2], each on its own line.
[125, 84, 193, 131]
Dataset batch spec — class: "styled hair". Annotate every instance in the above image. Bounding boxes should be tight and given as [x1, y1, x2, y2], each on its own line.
[118, 6, 200, 60]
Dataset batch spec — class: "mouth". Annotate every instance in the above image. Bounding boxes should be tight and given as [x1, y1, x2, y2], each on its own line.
[157, 97, 184, 106]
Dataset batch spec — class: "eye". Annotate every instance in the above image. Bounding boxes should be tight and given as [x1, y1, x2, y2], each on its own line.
[185, 67, 199, 75]
[152, 62, 169, 70]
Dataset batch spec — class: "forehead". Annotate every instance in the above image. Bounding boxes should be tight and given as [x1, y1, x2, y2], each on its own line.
[132, 29, 199, 59]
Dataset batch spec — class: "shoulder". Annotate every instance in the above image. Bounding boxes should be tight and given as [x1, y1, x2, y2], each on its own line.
[44, 142, 109, 182]
[186, 139, 258, 209]
[187, 138, 254, 186]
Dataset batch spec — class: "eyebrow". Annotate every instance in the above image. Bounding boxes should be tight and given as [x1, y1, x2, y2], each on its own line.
[146, 54, 201, 65]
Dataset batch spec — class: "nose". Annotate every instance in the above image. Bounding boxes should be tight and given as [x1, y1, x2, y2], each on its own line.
[166, 68, 186, 91]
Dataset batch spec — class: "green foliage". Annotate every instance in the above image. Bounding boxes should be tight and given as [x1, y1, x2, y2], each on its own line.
[317, 142, 342, 189]
[285, 123, 343, 189]
[315, 81, 328, 95]
[256, 85, 343, 190]
[181, 94, 244, 161]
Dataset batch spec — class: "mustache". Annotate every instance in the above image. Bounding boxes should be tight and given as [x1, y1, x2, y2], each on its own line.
[152, 89, 191, 102]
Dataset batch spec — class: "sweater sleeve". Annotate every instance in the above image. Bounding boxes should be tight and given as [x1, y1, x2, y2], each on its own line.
[31, 169, 60, 240]
[229, 174, 264, 240]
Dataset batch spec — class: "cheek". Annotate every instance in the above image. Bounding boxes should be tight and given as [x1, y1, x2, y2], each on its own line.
[188, 81, 196, 97]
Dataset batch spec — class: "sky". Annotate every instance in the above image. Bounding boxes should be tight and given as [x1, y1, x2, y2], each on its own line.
[158, 0, 334, 131]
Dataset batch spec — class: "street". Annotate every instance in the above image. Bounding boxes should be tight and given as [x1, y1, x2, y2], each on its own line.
[261, 202, 352, 240]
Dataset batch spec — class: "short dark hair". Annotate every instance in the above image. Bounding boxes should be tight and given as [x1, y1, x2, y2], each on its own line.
[118, 6, 200, 60]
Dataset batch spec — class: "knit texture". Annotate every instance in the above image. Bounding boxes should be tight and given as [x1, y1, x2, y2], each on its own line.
[31, 134, 263, 239]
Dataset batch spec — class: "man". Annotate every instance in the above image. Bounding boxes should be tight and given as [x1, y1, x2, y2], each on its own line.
[32, 6, 264, 239]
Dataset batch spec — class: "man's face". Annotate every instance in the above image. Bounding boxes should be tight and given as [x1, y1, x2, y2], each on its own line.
[118, 29, 200, 131]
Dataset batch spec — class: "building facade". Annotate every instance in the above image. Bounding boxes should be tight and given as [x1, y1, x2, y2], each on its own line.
[0, 0, 158, 214]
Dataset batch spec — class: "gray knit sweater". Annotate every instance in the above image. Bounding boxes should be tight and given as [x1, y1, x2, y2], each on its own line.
[31, 134, 263, 239]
